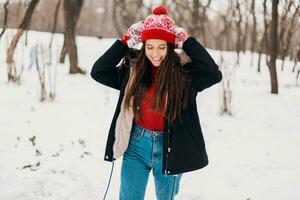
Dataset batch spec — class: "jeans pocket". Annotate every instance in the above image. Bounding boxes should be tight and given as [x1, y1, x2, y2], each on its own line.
[130, 129, 143, 142]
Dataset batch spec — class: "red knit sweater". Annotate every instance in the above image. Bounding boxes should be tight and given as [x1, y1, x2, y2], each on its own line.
[135, 65, 165, 131]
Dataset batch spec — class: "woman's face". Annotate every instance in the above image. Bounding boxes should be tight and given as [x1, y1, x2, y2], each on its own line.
[145, 39, 167, 67]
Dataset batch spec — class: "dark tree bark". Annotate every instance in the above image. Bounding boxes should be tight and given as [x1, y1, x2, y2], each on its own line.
[268, 0, 279, 94]
[217, 14, 233, 51]
[49, 0, 62, 49]
[234, 0, 242, 65]
[59, 33, 67, 63]
[62, 0, 85, 74]
[242, 13, 249, 54]
[191, 0, 200, 38]
[6, 0, 39, 82]
[112, 0, 145, 37]
[258, 0, 270, 73]
[112, 0, 123, 37]
[293, 46, 300, 73]
[48, 0, 62, 64]
[278, 0, 293, 57]
[250, 0, 257, 66]
[280, 4, 300, 71]
[197, 0, 211, 46]
[0, 0, 10, 39]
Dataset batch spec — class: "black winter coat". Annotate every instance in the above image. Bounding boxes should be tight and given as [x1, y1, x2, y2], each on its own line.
[90, 37, 222, 175]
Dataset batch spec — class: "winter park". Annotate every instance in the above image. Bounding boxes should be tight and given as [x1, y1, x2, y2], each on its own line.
[0, 0, 300, 200]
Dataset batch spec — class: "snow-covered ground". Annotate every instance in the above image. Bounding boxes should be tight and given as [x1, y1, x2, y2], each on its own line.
[0, 30, 299, 200]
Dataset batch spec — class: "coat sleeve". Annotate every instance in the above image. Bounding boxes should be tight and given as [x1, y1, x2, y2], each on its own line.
[182, 37, 222, 92]
[90, 39, 129, 90]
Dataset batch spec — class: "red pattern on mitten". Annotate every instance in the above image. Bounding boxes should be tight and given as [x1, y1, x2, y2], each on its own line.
[175, 26, 189, 49]
[120, 21, 144, 47]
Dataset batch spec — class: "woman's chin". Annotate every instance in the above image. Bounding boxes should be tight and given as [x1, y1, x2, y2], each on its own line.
[151, 61, 161, 67]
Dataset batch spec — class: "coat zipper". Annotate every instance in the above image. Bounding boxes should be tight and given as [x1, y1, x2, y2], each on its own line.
[165, 146, 171, 176]
[164, 129, 170, 176]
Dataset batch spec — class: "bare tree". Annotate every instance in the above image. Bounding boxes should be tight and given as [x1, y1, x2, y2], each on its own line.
[0, 0, 10, 39]
[59, 0, 82, 64]
[233, 0, 242, 65]
[191, 0, 201, 38]
[35, 44, 57, 101]
[61, 0, 85, 74]
[193, 0, 211, 45]
[250, 0, 257, 66]
[112, 0, 124, 37]
[267, 0, 279, 94]
[112, 0, 145, 37]
[59, 33, 67, 63]
[279, 3, 300, 71]
[242, 0, 250, 54]
[219, 54, 233, 116]
[6, 0, 39, 82]
[296, 45, 300, 86]
[215, 14, 233, 51]
[277, 0, 293, 56]
[257, 0, 271, 73]
[49, 0, 61, 50]
[47, 0, 62, 65]
[172, 0, 212, 45]
[212, 1, 236, 52]
[293, 45, 300, 73]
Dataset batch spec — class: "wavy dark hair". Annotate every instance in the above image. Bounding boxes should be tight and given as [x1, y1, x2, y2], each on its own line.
[122, 43, 191, 125]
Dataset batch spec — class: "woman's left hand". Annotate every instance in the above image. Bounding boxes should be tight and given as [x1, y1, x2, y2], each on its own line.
[175, 26, 189, 49]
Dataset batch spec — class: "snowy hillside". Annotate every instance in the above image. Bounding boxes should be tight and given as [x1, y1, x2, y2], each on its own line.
[0, 30, 299, 200]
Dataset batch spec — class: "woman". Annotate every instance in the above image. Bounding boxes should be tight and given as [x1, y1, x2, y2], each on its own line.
[91, 6, 222, 200]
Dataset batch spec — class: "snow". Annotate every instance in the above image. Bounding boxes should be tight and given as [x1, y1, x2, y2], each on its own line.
[0, 29, 299, 200]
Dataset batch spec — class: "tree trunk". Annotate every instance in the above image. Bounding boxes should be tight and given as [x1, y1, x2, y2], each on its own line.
[234, 1, 242, 65]
[268, 0, 279, 94]
[59, 33, 67, 63]
[6, 0, 39, 82]
[243, 16, 249, 54]
[0, 0, 10, 39]
[192, 0, 200, 38]
[277, 0, 293, 59]
[49, 0, 61, 50]
[199, 0, 211, 46]
[250, 0, 257, 66]
[63, 0, 85, 74]
[257, 50, 261, 73]
[294, 47, 300, 72]
[257, 0, 269, 73]
[280, 4, 300, 71]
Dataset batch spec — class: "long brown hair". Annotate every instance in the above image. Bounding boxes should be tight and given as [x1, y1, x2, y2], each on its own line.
[123, 43, 191, 125]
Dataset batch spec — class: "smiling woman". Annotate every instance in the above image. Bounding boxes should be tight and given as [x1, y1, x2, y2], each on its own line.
[145, 39, 167, 67]
[90, 5, 222, 200]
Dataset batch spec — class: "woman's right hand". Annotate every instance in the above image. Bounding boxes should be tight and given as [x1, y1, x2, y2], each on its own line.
[120, 21, 144, 48]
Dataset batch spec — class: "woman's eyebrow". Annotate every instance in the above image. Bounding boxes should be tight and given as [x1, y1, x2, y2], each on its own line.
[146, 44, 167, 46]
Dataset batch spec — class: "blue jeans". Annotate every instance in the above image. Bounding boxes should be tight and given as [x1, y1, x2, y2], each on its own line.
[120, 124, 182, 200]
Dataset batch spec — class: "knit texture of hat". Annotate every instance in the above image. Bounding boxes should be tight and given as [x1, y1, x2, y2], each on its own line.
[141, 6, 175, 45]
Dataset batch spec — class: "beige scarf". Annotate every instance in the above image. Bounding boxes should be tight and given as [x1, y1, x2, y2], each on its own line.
[113, 68, 135, 159]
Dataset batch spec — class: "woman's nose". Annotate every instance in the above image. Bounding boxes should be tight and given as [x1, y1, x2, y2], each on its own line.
[153, 49, 159, 56]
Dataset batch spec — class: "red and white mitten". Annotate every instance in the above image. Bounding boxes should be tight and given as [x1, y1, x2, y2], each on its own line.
[120, 21, 144, 48]
[175, 26, 189, 49]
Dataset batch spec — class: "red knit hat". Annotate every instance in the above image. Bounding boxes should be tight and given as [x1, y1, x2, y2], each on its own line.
[141, 6, 175, 45]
